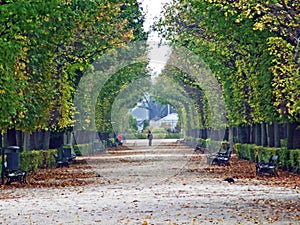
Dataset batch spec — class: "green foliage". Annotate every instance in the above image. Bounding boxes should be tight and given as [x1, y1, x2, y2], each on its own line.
[0, 0, 146, 136]
[95, 62, 148, 133]
[20, 149, 57, 172]
[142, 120, 150, 132]
[74, 143, 93, 156]
[236, 143, 300, 172]
[165, 133, 181, 139]
[128, 114, 138, 132]
[289, 150, 300, 173]
[157, 0, 299, 128]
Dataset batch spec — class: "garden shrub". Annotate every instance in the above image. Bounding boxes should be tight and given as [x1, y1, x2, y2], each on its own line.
[289, 150, 300, 173]
[236, 143, 300, 173]
[20, 149, 57, 172]
[75, 143, 93, 155]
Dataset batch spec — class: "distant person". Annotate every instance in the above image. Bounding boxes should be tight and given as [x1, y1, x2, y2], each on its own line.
[117, 133, 123, 146]
[147, 130, 153, 146]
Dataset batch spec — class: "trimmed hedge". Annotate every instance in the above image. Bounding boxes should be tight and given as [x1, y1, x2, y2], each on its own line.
[20, 149, 57, 172]
[0, 149, 57, 173]
[189, 138, 229, 152]
[236, 143, 300, 173]
[74, 143, 93, 156]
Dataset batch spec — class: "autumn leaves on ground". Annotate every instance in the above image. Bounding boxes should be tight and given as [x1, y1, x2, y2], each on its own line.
[1, 142, 299, 224]
[1, 145, 299, 190]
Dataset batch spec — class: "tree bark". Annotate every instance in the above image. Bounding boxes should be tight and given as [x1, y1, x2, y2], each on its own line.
[249, 125, 254, 144]
[274, 122, 280, 147]
[261, 122, 268, 147]
[42, 130, 51, 150]
[23, 132, 30, 151]
[255, 123, 261, 146]
[15, 130, 23, 147]
[237, 126, 248, 144]
[287, 121, 294, 149]
[292, 122, 300, 149]
[229, 127, 234, 151]
[268, 122, 275, 147]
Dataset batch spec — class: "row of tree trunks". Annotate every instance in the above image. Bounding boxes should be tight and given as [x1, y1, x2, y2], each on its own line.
[195, 121, 300, 150]
[3, 129, 61, 151]
[1, 128, 116, 151]
[230, 122, 300, 149]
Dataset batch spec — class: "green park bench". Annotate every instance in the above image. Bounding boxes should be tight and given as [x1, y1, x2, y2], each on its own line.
[256, 155, 279, 176]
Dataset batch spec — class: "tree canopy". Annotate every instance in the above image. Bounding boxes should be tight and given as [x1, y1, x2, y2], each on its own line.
[156, 0, 299, 127]
[0, 0, 146, 135]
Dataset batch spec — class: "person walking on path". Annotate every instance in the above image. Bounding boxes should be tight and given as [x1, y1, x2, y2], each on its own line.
[147, 130, 153, 146]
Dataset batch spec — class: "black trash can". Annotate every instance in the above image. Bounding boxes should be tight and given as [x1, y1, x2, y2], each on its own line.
[62, 144, 75, 161]
[6, 146, 21, 171]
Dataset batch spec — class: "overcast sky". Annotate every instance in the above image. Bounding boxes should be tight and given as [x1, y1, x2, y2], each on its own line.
[138, 0, 172, 81]
[138, 0, 171, 36]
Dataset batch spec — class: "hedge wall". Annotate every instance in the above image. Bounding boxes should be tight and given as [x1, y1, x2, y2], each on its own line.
[20, 149, 57, 172]
[235, 144, 300, 173]
[185, 137, 229, 153]
[0, 149, 57, 173]
[0, 142, 108, 174]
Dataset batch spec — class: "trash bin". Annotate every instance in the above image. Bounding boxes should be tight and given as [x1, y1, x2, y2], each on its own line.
[62, 144, 75, 161]
[63, 144, 72, 158]
[5, 146, 21, 171]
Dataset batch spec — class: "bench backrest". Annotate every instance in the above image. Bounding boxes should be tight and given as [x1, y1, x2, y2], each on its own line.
[217, 148, 233, 157]
[268, 155, 278, 166]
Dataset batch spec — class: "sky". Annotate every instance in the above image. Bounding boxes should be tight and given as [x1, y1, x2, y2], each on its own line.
[137, 0, 172, 81]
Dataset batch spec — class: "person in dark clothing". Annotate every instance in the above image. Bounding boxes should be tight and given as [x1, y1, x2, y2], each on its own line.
[147, 130, 153, 146]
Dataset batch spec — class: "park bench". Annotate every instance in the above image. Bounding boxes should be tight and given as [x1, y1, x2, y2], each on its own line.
[194, 143, 206, 154]
[207, 147, 233, 166]
[54, 153, 70, 168]
[1, 146, 26, 185]
[115, 138, 123, 146]
[54, 145, 76, 168]
[176, 139, 186, 144]
[256, 155, 279, 176]
[4, 168, 27, 185]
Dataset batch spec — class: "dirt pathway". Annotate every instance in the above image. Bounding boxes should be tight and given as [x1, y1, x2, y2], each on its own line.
[0, 139, 299, 224]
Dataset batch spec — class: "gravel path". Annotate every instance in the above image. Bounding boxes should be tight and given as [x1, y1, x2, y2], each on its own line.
[0, 140, 299, 225]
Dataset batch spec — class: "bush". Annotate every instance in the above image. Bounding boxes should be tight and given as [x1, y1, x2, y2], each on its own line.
[165, 133, 181, 139]
[74, 143, 93, 155]
[236, 143, 300, 173]
[289, 150, 300, 173]
[20, 149, 57, 172]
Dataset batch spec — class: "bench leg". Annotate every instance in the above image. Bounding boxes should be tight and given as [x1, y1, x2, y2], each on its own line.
[6, 173, 26, 185]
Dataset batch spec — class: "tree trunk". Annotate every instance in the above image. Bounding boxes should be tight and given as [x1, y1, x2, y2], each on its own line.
[268, 123, 275, 147]
[49, 131, 63, 149]
[293, 122, 300, 149]
[249, 125, 254, 144]
[274, 122, 280, 147]
[6, 129, 16, 146]
[287, 121, 294, 150]
[202, 128, 208, 139]
[23, 132, 30, 151]
[42, 130, 51, 150]
[233, 127, 238, 143]
[229, 127, 234, 151]
[255, 123, 261, 146]
[224, 127, 229, 141]
[237, 126, 248, 144]
[64, 131, 72, 145]
[261, 122, 268, 147]
[30, 131, 40, 150]
[15, 130, 23, 147]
